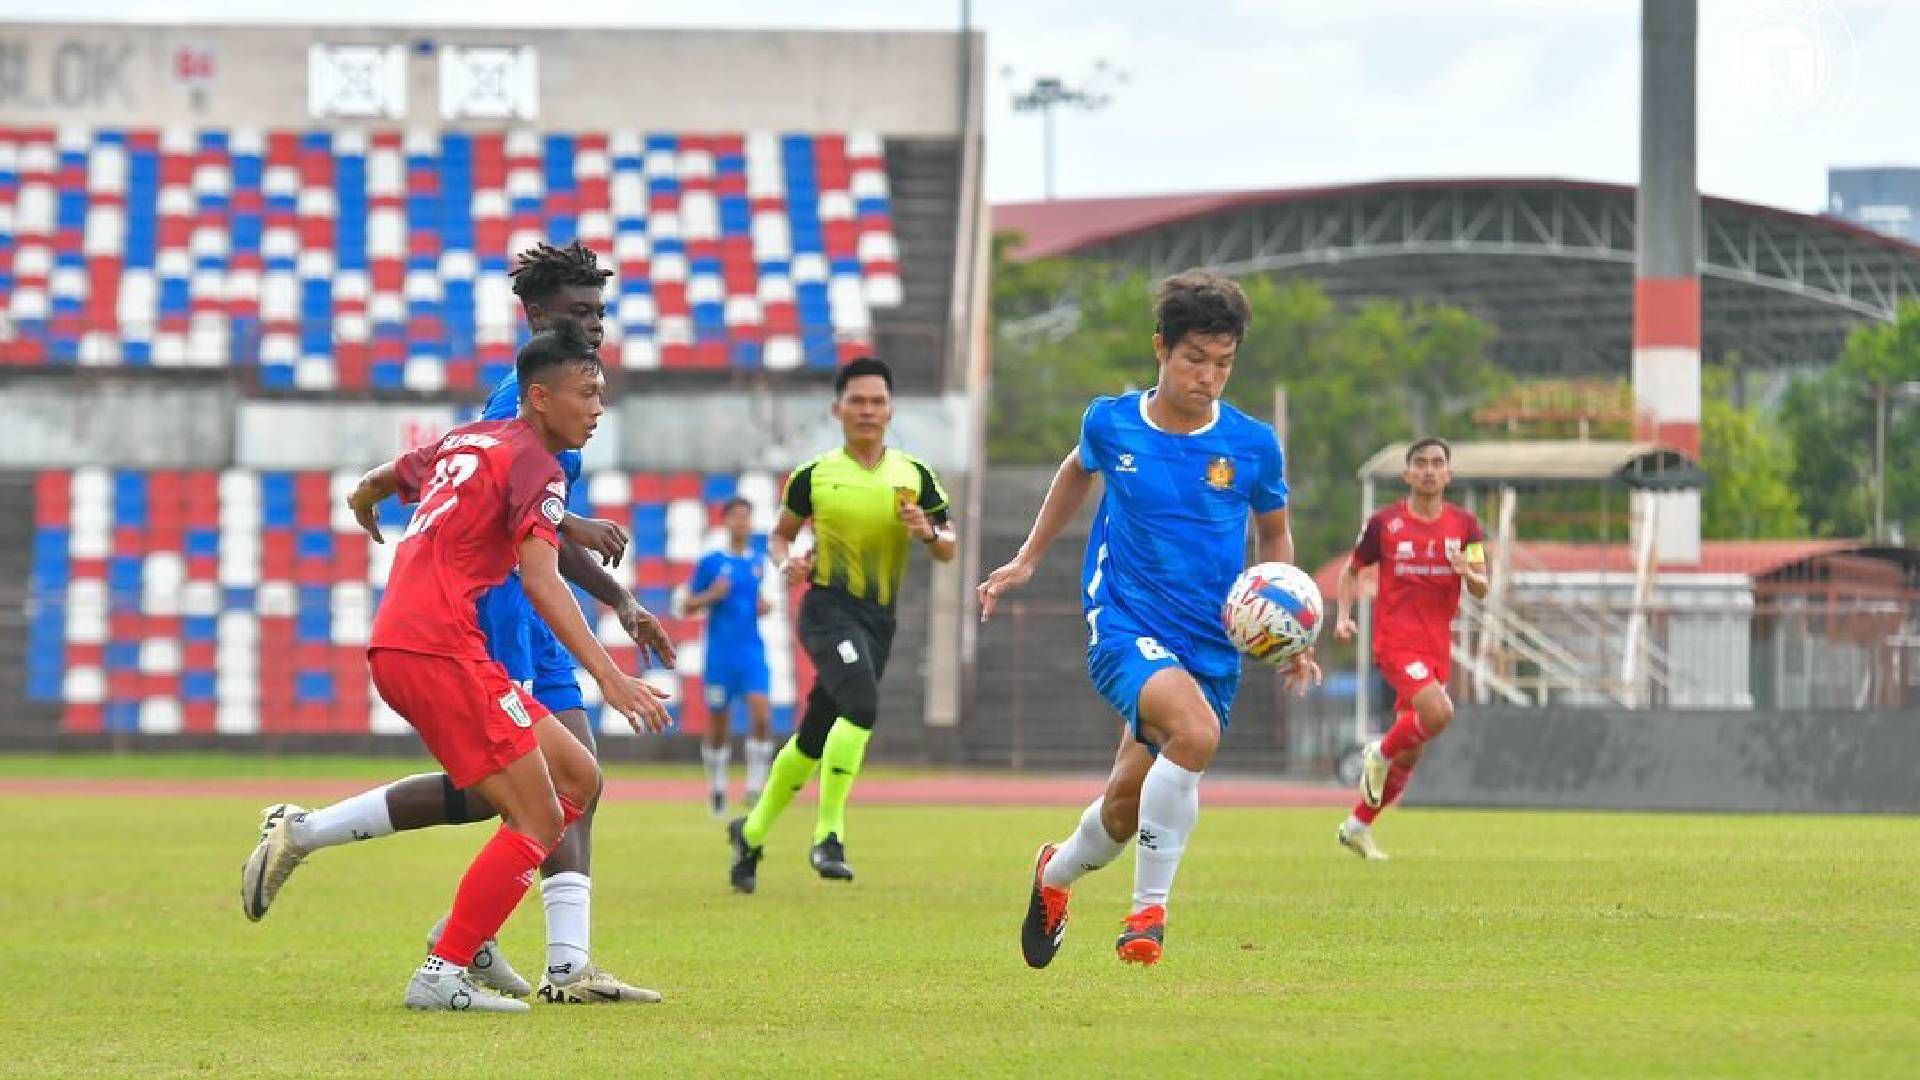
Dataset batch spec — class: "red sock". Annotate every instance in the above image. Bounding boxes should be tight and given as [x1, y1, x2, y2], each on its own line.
[1353, 763, 1414, 824]
[1378, 709, 1432, 760]
[433, 825, 552, 967]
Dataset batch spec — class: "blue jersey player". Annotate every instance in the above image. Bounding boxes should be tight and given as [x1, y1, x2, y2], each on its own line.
[684, 496, 777, 819]
[979, 270, 1320, 969]
[238, 242, 677, 1005]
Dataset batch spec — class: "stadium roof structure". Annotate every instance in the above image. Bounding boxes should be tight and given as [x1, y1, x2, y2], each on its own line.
[1358, 440, 1703, 491]
[994, 178, 1920, 374]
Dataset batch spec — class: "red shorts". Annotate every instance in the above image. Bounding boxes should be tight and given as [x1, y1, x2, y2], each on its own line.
[1376, 648, 1449, 711]
[368, 648, 548, 789]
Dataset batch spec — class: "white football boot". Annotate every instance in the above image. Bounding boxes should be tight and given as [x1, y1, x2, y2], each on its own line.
[241, 803, 312, 921]
[1337, 820, 1389, 861]
[1358, 741, 1390, 809]
[404, 967, 530, 1013]
[426, 917, 532, 998]
[537, 963, 665, 1004]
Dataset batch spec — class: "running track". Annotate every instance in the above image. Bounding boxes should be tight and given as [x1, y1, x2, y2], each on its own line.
[0, 774, 1350, 807]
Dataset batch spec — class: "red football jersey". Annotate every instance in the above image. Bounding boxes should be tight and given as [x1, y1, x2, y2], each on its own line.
[1349, 500, 1486, 659]
[369, 418, 567, 662]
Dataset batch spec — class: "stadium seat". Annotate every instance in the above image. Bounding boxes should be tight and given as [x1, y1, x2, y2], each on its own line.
[29, 467, 802, 737]
[0, 128, 902, 382]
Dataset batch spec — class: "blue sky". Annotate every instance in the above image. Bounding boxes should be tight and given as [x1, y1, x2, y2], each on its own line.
[7, 0, 1912, 211]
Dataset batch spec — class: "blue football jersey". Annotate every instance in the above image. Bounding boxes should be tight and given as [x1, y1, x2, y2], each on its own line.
[1077, 389, 1289, 676]
[691, 548, 766, 650]
[482, 372, 583, 492]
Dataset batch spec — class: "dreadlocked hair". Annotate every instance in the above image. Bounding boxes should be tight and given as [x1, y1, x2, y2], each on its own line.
[509, 240, 612, 302]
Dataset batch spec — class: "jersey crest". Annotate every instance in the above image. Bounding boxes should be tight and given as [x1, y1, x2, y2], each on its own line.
[1205, 456, 1235, 490]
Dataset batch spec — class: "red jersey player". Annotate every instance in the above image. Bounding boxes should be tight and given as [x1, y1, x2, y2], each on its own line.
[1332, 437, 1487, 860]
[344, 325, 668, 1011]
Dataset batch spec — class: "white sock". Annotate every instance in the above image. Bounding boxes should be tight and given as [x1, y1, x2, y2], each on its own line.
[419, 953, 462, 976]
[1131, 756, 1203, 913]
[1042, 797, 1129, 890]
[290, 787, 395, 850]
[744, 737, 775, 798]
[1344, 814, 1368, 833]
[541, 871, 592, 981]
[700, 742, 732, 796]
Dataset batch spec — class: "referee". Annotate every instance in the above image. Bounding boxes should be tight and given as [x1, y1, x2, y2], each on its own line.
[726, 357, 956, 892]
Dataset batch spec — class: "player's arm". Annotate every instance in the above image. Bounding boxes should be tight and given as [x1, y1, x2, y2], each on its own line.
[769, 509, 813, 587]
[1253, 508, 1294, 565]
[771, 463, 816, 587]
[345, 463, 401, 543]
[682, 555, 729, 615]
[559, 512, 630, 567]
[1252, 506, 1321, 693]
[346, 437, 444, 543]
[1449, 540, 1490, 599]
[1335, 514, 1382, 641]
[519, 535, 671, 733]
[977, 447, 1096, 622]
[557, 534, 677, 668]
[899, 461, 957, 564]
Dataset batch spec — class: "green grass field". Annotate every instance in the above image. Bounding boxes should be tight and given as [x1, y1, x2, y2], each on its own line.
[3, 757, 1916, 1078]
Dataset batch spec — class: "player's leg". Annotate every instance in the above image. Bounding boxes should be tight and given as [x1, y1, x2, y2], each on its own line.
[700, 673, 735, 819]
[1348, 664, 1449, 858]
[742, 692, 774, 805]
[1022, 725, 1149, 969]
[411, 709, 595, 1013]
[729, 593, 842, 890]
[727, 683, 827, 893]
[1115, 666, 1223, 965]
[1358, 654, 1447, 808]
[529, 706, 661, 1005]
[240, 588, 536, 918]
[368, 652, 577, 1013]
[810, 615, 887, 879]
[741, 644, 775, 806]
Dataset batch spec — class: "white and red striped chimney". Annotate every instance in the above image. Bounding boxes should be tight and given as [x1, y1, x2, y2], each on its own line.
[1633, 0, 1702, 564]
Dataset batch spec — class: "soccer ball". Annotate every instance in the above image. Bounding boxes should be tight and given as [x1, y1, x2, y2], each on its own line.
[1222, 562, 1323, 665]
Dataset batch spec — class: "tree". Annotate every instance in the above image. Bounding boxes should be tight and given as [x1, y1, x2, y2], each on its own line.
[1781, 299, 1920, 540]
[1699, 365, 1805, 539]
[985, 236, 1505, 568]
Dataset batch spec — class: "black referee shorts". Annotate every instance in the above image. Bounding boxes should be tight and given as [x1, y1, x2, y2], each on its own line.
[794, 587, 896, 752]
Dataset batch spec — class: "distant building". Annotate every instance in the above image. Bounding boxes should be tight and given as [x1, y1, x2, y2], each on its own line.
[1828, 167, 1920, 244]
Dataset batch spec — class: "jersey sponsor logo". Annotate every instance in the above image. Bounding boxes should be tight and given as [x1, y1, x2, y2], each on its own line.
[837, 639, 860, 665]
[1205, 456, 1235, 489]
[499, 689, 533, 728]
[1115, 452, 1138, 474]
[1403, 660, 1430, 681]
[541, 496, 566, 525]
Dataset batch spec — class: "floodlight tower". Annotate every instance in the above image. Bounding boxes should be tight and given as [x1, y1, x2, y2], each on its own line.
[1008, 61, 1125, 200]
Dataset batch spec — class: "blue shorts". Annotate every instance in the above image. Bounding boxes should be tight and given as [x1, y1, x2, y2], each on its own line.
[1086, 608, 1238, 750]
[475, 574, 585, 716]
[703, 639, 770, 716]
